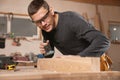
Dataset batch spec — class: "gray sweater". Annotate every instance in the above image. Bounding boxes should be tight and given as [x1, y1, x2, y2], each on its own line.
[42, 11, 110, 57]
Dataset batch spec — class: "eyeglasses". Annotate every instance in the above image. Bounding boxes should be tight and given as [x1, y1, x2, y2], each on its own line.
[32, 10, 50, 24]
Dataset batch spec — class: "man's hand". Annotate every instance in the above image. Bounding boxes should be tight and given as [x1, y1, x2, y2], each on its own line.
[39, 40, 49, 54]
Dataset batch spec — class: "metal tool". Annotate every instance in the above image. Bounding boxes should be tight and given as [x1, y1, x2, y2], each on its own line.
[43, 40, 54, 58]
[0, 56, 17, 70]
[0, 37, 5, 49]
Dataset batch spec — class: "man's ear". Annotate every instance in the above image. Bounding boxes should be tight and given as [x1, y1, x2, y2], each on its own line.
[50, 7, 54, 15]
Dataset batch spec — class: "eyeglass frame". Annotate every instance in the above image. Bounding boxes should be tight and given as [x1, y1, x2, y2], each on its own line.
[32, 9, 50, 24]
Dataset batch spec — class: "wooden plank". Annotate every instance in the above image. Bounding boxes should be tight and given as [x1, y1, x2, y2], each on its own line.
[0, 66, 120, 80]
[68, 0, 120, 6]
[82, 12, 89, 22]
[0, 12, 28, 16]
[37, 56, 100, 72]
[93, 14, 101, 31]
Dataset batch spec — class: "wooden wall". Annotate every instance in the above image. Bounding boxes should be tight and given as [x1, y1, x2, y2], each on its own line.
[68, 0, 120, 6]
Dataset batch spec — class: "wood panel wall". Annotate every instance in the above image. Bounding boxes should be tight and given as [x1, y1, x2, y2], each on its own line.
[68, 0, 120, 6]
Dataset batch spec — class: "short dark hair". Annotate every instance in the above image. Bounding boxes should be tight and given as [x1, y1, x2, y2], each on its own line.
[28, 0, 49, 17]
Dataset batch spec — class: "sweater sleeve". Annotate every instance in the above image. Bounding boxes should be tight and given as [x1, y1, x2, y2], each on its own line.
[71, 15, 110, 57]
[78, 30, 110, 57]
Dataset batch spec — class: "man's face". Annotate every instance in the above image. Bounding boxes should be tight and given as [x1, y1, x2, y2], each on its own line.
[31, 7, 55, 32]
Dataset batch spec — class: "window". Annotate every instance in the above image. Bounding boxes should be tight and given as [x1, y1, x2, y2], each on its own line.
[0, 14, 38, 38]
[11, 18, 37, 37]
[0, 16, 7, 34]
[109, 21, 120, 42]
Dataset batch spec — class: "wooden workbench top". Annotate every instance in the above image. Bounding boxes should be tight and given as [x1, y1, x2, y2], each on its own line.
[0, 66, 120, 80]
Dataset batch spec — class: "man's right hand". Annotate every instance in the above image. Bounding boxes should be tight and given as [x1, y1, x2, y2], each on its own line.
[39, 40, 49, 54]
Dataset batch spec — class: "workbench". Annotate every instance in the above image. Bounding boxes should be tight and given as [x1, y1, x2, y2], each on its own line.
[0, 66, 120, 80]
[0, 56, 120, 80]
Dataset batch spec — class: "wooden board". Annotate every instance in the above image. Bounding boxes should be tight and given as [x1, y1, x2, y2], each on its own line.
[68, 0, 120, 6]
[37, 56, 100, 72]
[0, 66, 120, 80]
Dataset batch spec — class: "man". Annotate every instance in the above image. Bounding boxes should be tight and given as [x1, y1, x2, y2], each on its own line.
[28, 0, 110, 58]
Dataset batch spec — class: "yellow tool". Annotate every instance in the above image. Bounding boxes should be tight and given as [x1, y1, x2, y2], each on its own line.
[5, 64, 16, 70]
[0, 56, 17, 70]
